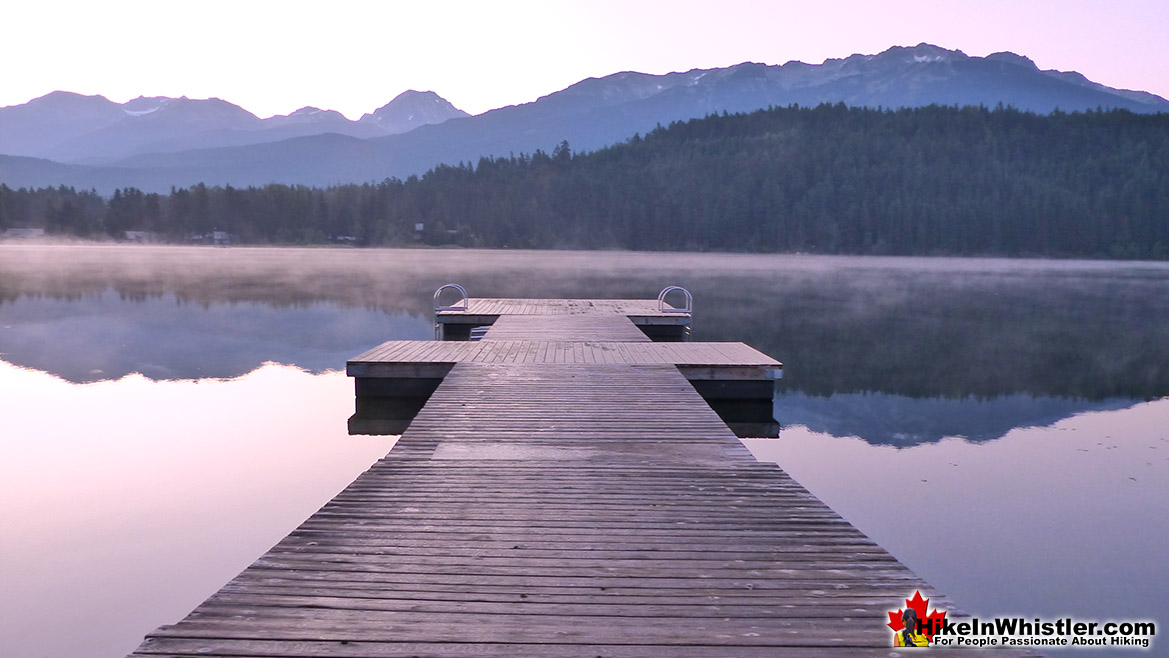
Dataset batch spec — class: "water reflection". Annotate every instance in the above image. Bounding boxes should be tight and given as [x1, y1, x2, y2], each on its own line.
[4, 245, 1168, 401]
[2, 245, 1167, 658]
[0, 290, 430, 381]
[746, 398, 1169, 657]
[775, 392, 1138, 446]
[0, 361, 396, 658]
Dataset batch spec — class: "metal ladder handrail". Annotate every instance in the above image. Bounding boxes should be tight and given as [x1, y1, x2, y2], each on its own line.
[433, 284, 468, 340]
[658, 286, 692, 314]
[434, 283, 469, 312]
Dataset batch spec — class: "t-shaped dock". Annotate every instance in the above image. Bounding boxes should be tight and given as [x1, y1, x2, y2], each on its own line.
[125, 292, 1037, 657]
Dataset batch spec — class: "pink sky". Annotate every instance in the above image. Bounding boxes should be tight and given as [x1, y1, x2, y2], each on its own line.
[4, 0, 1167, 118]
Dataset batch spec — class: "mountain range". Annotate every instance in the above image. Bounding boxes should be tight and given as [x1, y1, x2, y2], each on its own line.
[0, 89, 467, 163]
[2, 43, 1166, 194]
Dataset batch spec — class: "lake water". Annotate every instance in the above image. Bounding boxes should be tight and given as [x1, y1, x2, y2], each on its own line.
[1, 245, 1166, 657]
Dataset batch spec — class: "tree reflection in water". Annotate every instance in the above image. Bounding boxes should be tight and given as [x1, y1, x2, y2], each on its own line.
[1, 245, 1166, 658]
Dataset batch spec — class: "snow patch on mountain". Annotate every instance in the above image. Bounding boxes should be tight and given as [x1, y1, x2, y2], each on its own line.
[122, 106, 161, 116]
[358, 90, 469, 135]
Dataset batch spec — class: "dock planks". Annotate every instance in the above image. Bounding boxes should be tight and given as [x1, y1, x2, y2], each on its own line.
[438, 298, 674, 317]
[127, 298, 1036, 657]
[349, 341, 781, 371]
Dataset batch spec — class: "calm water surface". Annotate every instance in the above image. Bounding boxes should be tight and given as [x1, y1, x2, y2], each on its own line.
[1, 245, 1166, 657]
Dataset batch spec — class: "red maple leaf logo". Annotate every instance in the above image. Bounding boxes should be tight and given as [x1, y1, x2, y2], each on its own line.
[887, 590, 947, 641]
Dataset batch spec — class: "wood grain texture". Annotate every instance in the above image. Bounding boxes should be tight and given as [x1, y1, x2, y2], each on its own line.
[128, 301, 1033, 657]
[350, 341, 781, 369]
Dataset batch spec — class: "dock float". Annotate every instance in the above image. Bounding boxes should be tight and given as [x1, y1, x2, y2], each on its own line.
[126, 289, 1037, 657]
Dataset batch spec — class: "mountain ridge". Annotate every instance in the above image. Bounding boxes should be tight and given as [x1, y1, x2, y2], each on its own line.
[2, 43, 1166, 193]
[359, 90, 470, 134]
[0, 90, 468, 164]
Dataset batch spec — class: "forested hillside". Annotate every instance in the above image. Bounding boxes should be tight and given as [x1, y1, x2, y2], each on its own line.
[3, 103, 1167, 258]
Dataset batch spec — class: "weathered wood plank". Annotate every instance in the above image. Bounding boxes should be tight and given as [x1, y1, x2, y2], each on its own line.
[128, 299, 1029, 658]
[134, 636, 1040, 657]
[349, 341, 780, 369]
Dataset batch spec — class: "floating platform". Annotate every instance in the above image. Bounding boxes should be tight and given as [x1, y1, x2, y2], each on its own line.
[434, 297, 693, 341]
[350, 294, 781, 438]
[126, 291, 1037, 657]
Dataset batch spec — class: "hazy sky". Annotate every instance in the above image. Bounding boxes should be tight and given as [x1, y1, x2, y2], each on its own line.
[5, 0, 1167, 119]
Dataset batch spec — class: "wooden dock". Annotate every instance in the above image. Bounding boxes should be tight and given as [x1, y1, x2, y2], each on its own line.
[349, 295, 780, 438]
[126, 295, 1036, 657]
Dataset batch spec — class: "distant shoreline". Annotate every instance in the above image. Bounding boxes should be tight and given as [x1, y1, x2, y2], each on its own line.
[4, 238, 1169, 265]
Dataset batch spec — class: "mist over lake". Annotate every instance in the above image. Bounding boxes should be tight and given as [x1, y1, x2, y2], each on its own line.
[2, 244, 1167, 658]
